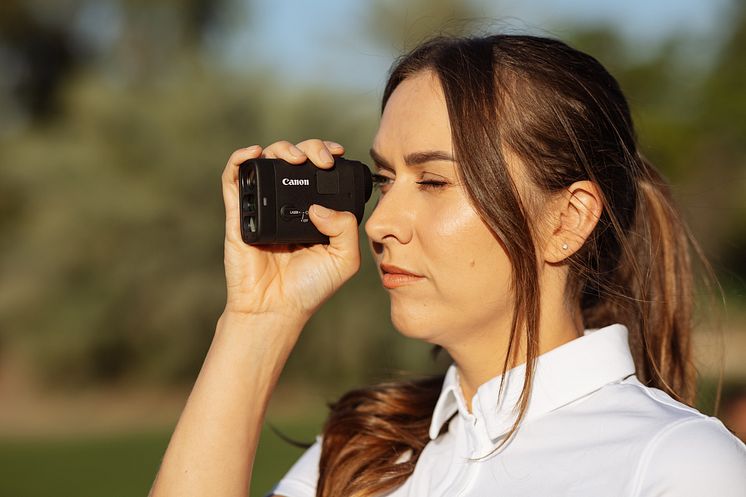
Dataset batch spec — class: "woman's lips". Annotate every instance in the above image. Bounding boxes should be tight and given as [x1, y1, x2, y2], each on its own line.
[382, 272, 424, 289]
[379, 263, 424, 289]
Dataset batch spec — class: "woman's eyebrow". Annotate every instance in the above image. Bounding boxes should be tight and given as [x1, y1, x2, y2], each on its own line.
[369, 148, 455, 172]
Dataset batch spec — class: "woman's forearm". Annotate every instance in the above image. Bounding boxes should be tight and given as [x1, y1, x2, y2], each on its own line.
[149, 311, 307, 497]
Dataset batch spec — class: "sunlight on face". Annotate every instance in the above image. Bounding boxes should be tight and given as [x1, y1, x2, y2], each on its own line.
[364, 70, 515, 348]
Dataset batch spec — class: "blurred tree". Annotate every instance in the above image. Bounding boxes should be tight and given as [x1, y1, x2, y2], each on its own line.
[0, 0, 744, 394]
[0, 59, 396, 390]
[697, 5, 746, 289]
[0, 0, 245, 125]
[0, 0, 78, 121]
[364, 0, 483, 52]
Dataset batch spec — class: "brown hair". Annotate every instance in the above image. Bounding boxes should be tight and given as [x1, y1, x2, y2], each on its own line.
[316, 34, 720, 497]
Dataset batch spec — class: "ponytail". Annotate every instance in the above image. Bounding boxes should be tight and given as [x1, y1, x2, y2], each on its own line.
[587, 154, 698, 405]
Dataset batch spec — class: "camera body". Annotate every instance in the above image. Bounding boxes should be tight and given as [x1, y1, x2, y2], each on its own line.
[238, 157, 372, 245]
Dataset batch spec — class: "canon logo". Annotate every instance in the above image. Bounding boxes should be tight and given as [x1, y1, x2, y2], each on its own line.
[282, 178, 310, 186]
[282, 178, 311, 186]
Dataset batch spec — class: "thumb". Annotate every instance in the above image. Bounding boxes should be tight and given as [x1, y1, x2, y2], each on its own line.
[309, 204, 360, 270]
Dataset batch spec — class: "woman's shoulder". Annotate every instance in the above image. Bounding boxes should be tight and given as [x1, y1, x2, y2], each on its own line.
[629, 415, 746, 496]
[548, 375, 745, 496]
[556, 373, 743, 451]
[595, 376, 746, 496]
[582, 374, 716, 428]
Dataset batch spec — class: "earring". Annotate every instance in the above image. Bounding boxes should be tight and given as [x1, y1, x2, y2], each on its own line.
[561, 243, 569, 250]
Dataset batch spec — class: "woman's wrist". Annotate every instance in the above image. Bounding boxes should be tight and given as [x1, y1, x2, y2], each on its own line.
[215, 309, 308, 356]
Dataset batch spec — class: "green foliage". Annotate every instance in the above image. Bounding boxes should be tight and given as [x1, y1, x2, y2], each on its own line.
[0, 2, 744, 393]
[364, 0, 483, 51]
[0, 49, 446, 390]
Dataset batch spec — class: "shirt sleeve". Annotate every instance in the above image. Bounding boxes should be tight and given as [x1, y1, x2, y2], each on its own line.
[632, 416, 746, 497]
[264, 436, 322, 497]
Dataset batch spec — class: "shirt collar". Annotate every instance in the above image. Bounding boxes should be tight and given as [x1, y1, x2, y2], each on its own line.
[428, 323, 636, 444]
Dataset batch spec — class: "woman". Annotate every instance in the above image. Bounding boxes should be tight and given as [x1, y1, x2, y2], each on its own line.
[149, 34, 746, 497]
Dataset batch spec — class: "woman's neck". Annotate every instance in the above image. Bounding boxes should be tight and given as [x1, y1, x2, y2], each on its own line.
[448, 313, 583, 413]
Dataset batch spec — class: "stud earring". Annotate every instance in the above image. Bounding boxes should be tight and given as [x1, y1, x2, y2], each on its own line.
[561, 243, 569, 250]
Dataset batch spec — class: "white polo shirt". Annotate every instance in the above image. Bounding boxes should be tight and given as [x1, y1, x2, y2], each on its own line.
[269, 323, 746, 497]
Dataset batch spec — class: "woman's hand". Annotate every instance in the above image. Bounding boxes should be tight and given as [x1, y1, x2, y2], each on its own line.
[221, 139, 361, 323]
[150, 139, 360, 497]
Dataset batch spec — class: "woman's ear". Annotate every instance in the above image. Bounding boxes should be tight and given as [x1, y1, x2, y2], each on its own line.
[543, 180, 603, 264]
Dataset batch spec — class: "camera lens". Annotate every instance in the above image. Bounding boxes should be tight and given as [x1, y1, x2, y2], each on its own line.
[239, 165, 256, 191]
[242, 194, 255, 213]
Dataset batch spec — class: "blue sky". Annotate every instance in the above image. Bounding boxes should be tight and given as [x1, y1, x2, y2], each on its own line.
[214, 0, 735, 89]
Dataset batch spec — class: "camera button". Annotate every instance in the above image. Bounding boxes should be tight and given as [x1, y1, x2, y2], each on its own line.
[280, 204, 304, 221]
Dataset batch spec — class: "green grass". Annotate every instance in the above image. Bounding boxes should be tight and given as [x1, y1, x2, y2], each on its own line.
[0, 419, 321, 497]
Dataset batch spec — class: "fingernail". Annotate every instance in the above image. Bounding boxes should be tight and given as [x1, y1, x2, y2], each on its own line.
[289, 145, 304, 158]
[312, 204, 331, 218]
[320, 149, 334, 164]
[328, 142, 343, 149]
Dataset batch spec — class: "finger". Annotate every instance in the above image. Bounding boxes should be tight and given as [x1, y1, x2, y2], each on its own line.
[296, 139, 337, 169]
[222, 145, 262, 242]
[262, 140, 307, 164]
[323, 140, 345, 155]
[308, 205, 361, 279]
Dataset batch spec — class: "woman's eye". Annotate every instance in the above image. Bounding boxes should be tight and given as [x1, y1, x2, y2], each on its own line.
[416, 180, 448, 190]
[371, 173, 447, 192]
[371, 173, 392, 190]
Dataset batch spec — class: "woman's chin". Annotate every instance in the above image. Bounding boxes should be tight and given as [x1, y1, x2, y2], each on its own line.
[389, 307, 443, 342]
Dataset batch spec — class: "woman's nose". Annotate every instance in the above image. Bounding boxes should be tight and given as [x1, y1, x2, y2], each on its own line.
[364, 189, 413, 248]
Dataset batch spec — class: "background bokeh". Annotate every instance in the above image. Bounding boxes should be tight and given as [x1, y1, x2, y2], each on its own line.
[1, 0, 745, 495]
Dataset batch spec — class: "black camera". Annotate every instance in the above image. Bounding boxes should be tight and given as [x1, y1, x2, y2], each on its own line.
[238, 157, 373, 245]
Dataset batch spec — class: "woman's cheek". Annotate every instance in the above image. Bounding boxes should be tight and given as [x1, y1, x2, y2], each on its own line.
[432, 201, 480, 238]
[434, 205, 492, 265]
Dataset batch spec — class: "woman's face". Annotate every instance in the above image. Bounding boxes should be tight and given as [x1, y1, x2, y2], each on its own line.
[365, 70, 515, 348]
